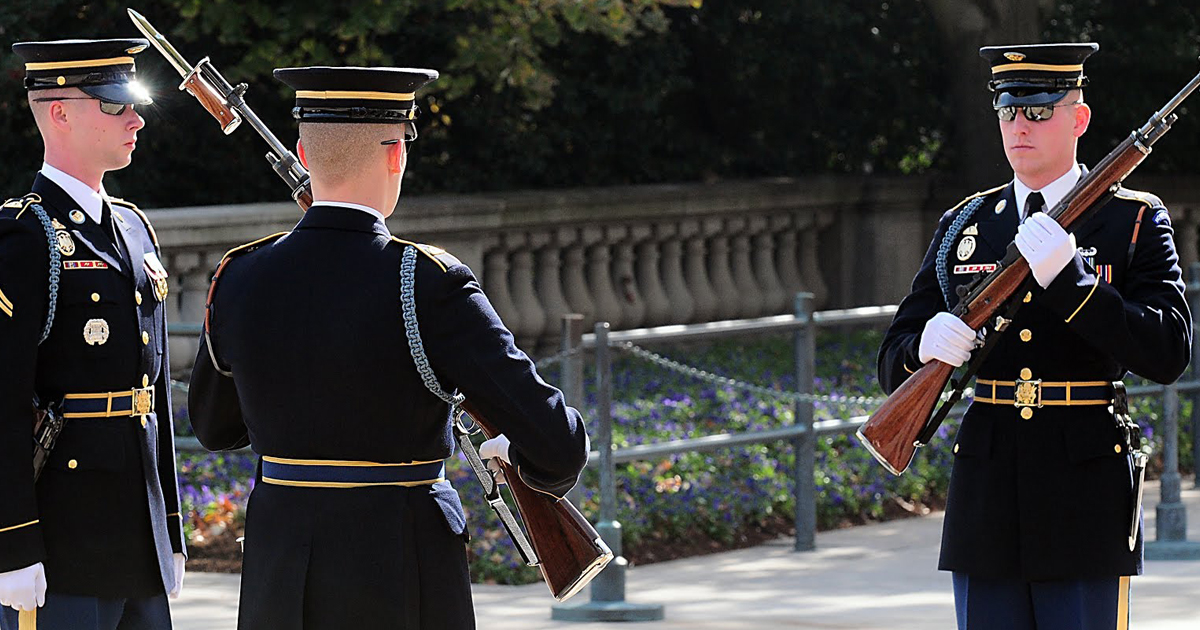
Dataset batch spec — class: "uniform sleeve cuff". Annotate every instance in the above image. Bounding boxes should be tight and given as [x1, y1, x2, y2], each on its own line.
[1039, 254, 1098, 323]
[0, 520, 46, 573]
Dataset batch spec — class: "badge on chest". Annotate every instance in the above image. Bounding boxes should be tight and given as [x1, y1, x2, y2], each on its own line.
[143, 252, 169, 301]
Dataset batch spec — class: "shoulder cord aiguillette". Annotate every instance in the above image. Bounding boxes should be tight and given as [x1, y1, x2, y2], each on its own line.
[400, 245, 539, 566]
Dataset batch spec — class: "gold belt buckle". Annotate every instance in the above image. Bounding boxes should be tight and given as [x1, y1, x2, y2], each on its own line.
[1014, 379, 1042, 408]
[131, 387, 154, 416]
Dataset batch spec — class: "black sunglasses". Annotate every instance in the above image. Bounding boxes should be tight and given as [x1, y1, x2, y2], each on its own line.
[33, 96, 132, 116]
[996, 101, 1082, 123]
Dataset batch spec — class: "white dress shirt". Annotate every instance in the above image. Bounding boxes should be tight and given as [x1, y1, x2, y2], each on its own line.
[40, 162, 108, 224]
[1014, 163, 1082, 220]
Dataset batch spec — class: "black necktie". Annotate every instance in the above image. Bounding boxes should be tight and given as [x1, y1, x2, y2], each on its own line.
[1025, 192, 1045, 219]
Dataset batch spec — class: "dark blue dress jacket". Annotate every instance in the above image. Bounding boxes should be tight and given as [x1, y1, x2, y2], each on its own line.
[0, 175, 184, 598]
[188, 205, 588, 630]
[879, 179, 1191, 581]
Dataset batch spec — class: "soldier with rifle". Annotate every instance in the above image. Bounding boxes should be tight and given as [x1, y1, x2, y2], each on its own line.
[877, 43, 1191, 629]
[186, 66, 591, 629]
[0, 39, 186, 629]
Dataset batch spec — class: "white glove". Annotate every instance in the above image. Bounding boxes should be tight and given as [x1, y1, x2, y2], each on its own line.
[480, 434, 512, 484]
[918, 312, 976, 367]
[1016, 213, 1077, 289]
[169, 553, 186, 599]
[0, 563, 46, 612]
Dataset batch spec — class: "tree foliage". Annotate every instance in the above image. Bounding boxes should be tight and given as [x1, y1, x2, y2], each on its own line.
[0, 1, 1196, 207]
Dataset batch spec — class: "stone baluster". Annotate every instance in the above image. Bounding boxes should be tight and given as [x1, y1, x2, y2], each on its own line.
[1175, 206, 1198, 269]
[775, 214, 806, 303]
[682, 220, 717, 323]
[728, 217, 765, 318]
[483, 241, 525, 338]
[562, 228, 596, 326]
[508, 232, 548, 343]
[799, 210, 833, 308]
[634, 225, 672, 327]
[536, 228, 575, 341]
[706, 218, 741, 321]
[656, 222, 694, 325]
[752, 215, 788, 315]
[584, 226, 623, 329]
[611, 226, 645, 330]
[167, 250, 208, 374]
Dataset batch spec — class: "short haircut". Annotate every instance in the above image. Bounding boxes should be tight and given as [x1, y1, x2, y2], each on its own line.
[298, 122, 402, 186]
[27, 87, 79, 127]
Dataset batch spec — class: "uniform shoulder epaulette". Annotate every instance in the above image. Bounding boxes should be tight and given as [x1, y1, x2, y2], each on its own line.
[1, 193, 43, 220]
[220, 232, 289, 266]
[391, 238, 460, 273]
[948, 183, 1007, 214]
[108, 196, 160, 249]
[1113, 186, 1165, 209]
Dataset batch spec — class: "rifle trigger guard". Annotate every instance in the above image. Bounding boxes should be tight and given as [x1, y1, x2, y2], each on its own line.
[452, 407, 480, 436]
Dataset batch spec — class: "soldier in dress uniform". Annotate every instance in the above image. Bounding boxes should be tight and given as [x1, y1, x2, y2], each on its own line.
[187, 66, 590, 630]
[0, 39, 186, 629]
[878, 43, 1191, 630]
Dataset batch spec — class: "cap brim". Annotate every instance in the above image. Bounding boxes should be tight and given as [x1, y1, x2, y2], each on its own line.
[994, 89, 1068, 108]
[80, 81, 152, 105]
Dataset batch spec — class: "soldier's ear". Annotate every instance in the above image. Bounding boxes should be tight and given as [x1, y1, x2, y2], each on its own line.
[386, 141, 403, 175]
[1073, 101, 1091, 138]
[296, 140, 308, 169]
[46, 100, 71, 132]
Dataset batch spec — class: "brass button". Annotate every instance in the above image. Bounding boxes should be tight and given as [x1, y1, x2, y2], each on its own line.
[1020, 368, 1033, 380]
[67, 459, 78, 470]
[90, 293, 100, 303]
[1023, 291, 1032, 303]
[142, 374, 150, 388]
[135, 291, 143, 305]
[141, 418, 148, 429]
[1019, 329, 1032, 342]
[141, 331, 150, 345]
[56, 76, 66, 86]
[1114, 444, 1123, 454]
[1020, 407, 1034, 420]
[953, 444, 960, 454]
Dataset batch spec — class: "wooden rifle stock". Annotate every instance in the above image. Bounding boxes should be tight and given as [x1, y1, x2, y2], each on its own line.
[180, 63, 242, 135]
[858, 68, 1199, 474]
[460, 400, 613, 601]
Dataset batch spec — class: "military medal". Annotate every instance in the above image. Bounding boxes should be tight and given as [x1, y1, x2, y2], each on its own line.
[956, 236, 976, 261]
[963, 223, 979, 236]
[55, 229, 76, 256]
[83, 318, 109, 345]
[143, 252, 169, 301]
[69, 209, 86, 224]
[994, 199, 1007, 214]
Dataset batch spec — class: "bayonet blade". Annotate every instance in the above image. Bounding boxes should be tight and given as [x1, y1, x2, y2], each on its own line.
[127, 9, 195, 79]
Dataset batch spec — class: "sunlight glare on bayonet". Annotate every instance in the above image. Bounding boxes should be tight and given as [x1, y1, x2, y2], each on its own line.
[127, 9, 194, 78]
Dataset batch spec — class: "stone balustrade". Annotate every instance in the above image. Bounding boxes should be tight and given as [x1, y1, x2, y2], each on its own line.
[147, 176, 1200, 372]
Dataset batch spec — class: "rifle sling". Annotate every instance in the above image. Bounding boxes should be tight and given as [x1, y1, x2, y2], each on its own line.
[452, 418, 540, 566]
[916, 277, 1036, 446]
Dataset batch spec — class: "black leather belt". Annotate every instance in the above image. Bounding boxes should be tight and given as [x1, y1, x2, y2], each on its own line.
[975, 378, 1112, 407]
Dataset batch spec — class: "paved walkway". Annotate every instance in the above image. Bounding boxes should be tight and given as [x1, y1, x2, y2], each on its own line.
[170, 481, 1200, 629]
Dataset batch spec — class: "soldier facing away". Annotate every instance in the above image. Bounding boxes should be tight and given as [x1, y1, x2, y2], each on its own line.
[187, 66, 590, 629]
[878, 43, 1191, 630]
[0, 39, 186, 629]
